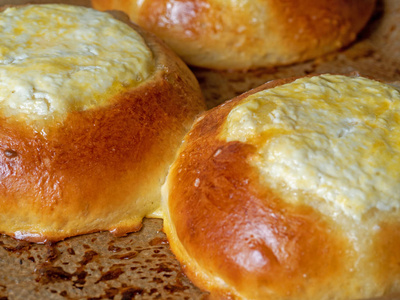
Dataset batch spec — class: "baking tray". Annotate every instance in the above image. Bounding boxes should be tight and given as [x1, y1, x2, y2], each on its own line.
[0, 0, 399, 299]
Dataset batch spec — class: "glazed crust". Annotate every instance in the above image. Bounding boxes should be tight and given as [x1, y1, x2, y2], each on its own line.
[0, 7, 205, 243]
[162, 75, 400, 299]
[92, 0, 376, 70]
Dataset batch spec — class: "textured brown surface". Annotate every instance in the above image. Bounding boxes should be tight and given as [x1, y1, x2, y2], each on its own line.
[0, 218, 206, 299]
[0, 0, 399, 299]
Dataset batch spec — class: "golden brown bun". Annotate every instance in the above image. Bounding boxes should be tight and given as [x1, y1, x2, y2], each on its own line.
[162, 74, 400, 299]
[92, 0, 376, 70]
[0, 5, 205, 243]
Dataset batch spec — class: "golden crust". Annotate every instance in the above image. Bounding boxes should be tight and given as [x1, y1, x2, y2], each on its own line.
[162, 75, 400, 299]
[92, 0, 376, 70]
[0, 5, 205, 243]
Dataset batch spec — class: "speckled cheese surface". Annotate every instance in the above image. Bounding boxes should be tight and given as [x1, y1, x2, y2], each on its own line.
[223, 75, 400, 219]
[0, 4, 154, 119]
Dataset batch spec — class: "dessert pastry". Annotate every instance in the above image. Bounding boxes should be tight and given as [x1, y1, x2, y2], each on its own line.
[92, 0, 376, 70]
[0, 4, 204, 242]
[162, 74, 400, 299]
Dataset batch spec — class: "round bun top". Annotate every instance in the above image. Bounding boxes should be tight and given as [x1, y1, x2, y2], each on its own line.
[163, 74, 400, 300]
[92, 0, 376, 69]
[0, 4, 153, 120]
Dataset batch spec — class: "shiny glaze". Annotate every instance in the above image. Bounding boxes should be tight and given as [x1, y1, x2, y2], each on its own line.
[163, 75, 400, 299]
[0, 5, 205, 242]
[92, 0, 376, 69]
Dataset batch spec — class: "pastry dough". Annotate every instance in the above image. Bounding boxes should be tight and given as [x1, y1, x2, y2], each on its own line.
[163, 74, 400, 299]
[92, 0, 376, 70]
[0, 4, 204, 243]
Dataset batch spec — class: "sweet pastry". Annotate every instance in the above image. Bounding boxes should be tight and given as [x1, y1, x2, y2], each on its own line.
[91, 0, 376, 70]
[0, 4, 204, 243]
[162, 74, 400, 299]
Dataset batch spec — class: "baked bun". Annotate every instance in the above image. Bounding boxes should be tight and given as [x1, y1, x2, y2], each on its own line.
[162, 74, 400, 299]
[91, 0, 376, 70]
[0, 4, 204, 243]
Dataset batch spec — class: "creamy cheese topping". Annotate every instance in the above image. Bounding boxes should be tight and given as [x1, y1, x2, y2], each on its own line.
[0, 4, 154, 119]
[223, 75, 400, 219]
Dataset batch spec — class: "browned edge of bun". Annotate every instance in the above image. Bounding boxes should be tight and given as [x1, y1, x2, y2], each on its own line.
[162, 72, 400, 299]
[91, 0, 376, 70]
[0, 4, 205, 243]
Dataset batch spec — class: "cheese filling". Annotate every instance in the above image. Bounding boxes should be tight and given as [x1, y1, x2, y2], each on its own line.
[0, 4, 155, 119]
[223, 75, 400, 219]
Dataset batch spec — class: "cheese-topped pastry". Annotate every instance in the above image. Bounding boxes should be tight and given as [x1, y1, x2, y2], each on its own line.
[163, 74, 400, 300]
[223, 75, 400, 219]
[0, 4, 204, 242]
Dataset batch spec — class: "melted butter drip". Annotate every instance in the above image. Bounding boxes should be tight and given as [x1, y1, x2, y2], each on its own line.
[223, 75, 400, 219]
[0, 4, 155, 120]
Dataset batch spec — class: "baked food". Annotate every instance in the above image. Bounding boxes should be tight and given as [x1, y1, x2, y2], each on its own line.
[0, 4, 204, 243]
[162, 74, 400, 299]
[91, 0, 376, 70]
